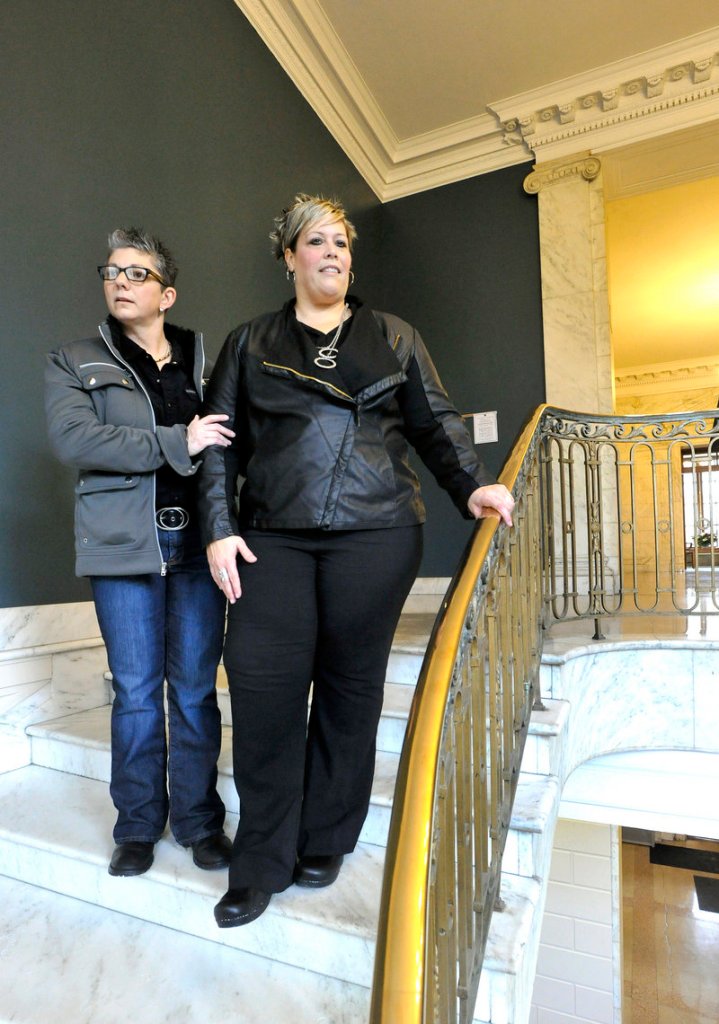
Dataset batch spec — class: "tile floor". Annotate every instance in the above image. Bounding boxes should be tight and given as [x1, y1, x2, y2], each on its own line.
[622, 837, 719, 1024]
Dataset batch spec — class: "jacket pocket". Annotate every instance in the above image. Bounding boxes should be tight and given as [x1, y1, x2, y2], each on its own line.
[81, 367, 135, 391]
[75, 471, 142, 551]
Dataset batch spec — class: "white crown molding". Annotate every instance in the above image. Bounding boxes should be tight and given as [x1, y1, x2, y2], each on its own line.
[236, 2, 719, 200]
[489, 28, 719, 164]
[616, 357, 719, 395]
[235, 0, 392, 198]
[234, 0, 531, 201]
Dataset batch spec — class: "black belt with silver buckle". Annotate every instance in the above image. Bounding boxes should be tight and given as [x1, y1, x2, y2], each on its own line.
[156, 507, 190, 531]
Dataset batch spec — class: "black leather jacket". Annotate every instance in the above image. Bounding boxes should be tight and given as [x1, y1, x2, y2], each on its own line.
[198, 299, 494, 541]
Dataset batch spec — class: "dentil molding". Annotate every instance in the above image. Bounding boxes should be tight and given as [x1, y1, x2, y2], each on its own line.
[490, 28, 719, 164]
[234, 2, 719, 200]
[615, 359, 719, 396]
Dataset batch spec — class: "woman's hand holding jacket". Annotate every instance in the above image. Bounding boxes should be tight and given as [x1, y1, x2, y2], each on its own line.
[186, 414, 235, 457]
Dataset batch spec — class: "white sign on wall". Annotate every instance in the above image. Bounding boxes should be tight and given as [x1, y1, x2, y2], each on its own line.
[468, 411, 498, 445]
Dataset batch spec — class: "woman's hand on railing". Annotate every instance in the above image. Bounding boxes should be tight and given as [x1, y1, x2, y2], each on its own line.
[467, 484, 515, 526]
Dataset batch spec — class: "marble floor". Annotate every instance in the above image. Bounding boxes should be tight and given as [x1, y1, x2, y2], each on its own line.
[0, 873, 371, 1024]
[622, 837, 719, 1024]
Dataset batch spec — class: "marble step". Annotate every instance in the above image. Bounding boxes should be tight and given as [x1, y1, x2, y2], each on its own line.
[520, 698, 570, 778]
[0, 764, 548, 1024]
[474, 874, 543, 1024]
[27, 702, 558, 876]
[26, 707, 398, 849]
[102, 674, 414, 756]
[500, 773, 559, 880]
[384, 611, 436, 685]
[6, 697, 566, 1023]
[0, 873, 371, 1024]
[0, 765, 383, 989]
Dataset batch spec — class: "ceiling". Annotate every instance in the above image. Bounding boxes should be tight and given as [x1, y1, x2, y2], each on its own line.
[237, 2, 719, 373]
[238, 1, 719, 198]
[314, 0, 719, 140]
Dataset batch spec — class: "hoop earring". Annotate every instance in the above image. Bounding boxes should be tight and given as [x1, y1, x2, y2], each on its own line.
[349, 270, 355, 285]
[286, 268, 295, 282]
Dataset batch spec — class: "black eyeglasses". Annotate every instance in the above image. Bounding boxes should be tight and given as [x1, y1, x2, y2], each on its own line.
[97, 264, 167, 285]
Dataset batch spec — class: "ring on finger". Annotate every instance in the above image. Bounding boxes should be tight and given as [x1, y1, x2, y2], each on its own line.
[217, 568, 229, 582]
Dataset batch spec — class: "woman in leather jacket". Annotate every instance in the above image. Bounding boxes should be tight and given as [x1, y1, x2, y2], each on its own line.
[45, 228, 236, 879]
[199, 195, 515, 927]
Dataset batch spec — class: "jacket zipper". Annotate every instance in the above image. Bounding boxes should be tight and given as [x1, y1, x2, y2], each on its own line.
[197, 332, 206, 400]
[261, 361, 354, 401]
[98, 323, 168, 575]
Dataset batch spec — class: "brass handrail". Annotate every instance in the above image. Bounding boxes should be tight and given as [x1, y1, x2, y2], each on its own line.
[370, 404, 719, 1023]
[370, 405, 546, 1023]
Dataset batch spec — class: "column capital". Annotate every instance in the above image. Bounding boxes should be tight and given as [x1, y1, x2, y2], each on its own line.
[524, 155, 601, 194]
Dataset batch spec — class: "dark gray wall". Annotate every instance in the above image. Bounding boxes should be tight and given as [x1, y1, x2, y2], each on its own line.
[379, 168, 545, 574]
[0, 0, 382, 608]
[0, 1, 544, 608]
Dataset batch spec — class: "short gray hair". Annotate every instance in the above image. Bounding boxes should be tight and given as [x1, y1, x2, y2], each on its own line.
[106, 227, 178, 286]
[269, 193, 357, 261]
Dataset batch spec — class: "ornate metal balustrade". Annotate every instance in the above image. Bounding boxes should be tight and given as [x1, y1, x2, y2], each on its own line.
[542, 408, 719, 634]
[370, 405, 719, 1024]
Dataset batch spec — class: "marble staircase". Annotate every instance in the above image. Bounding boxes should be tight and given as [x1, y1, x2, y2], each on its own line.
[0, 614, 565, 1024]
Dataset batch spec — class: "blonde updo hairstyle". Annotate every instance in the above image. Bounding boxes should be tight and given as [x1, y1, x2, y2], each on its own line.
[270, 193, 357, 263]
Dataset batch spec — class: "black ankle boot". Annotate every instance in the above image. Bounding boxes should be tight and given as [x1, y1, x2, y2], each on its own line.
[293, 853, 344, 888]
[214, 887, 272, 927]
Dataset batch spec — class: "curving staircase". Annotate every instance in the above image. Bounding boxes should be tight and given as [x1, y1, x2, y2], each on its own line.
[0, 612, 566, 1024]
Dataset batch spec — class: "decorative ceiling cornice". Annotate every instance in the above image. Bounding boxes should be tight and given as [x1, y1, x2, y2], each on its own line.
[235, 2, 719, 200]
[616, 358, 719, 395]
[490, 28, 719, 164]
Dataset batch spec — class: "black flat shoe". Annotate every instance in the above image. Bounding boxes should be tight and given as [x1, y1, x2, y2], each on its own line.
[214, 887, 272, 928]
[108, 841, 155, 877]
[293, 853, 344, 888]
[191, 833, 232, 870]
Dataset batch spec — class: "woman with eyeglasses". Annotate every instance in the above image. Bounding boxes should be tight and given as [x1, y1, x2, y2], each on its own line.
[199, 194, 515, 927]
[45, 227, 235, 879]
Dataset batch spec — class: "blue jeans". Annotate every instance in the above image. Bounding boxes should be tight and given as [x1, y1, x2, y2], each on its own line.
[91, 527, 226, 845]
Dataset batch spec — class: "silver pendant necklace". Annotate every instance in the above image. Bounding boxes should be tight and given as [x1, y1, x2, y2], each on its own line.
[313, 305, 349, 369]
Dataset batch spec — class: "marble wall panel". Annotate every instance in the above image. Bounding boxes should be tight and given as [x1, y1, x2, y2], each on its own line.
[0, 602, 100, 651]
[534, 159, 612, 419]
[0, 650, 110, 731]
[0, 603, 109, 750]
[538, 180, 594, 299]
[531, 821, 616, 1024]
[615, 385, 719, 417]
[543, 294, 602, 413]
[692, 647, 719, 749]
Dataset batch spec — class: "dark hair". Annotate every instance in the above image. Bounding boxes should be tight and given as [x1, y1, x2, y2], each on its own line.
[269, 193, 357, 261]
[107, 227, 178, 286]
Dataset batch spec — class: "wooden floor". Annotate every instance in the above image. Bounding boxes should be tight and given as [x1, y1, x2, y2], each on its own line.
[622, 838, 719, 1023]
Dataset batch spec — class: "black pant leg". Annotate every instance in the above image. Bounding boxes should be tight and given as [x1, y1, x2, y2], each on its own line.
[222, 530, 317, 891]
[298, 525, 423, 856]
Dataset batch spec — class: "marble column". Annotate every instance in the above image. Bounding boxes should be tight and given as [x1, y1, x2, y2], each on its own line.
[525, 156, 619, 590]
[525, 154, 613, 415]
